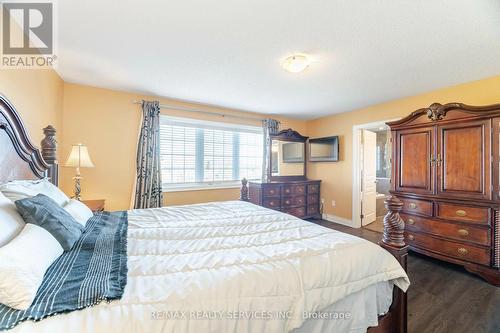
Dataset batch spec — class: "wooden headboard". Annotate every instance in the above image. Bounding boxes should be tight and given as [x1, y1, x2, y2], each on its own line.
[0, 94, 58, 185]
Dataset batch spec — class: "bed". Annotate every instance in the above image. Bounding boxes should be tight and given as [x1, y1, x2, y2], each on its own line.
[0, 94, 410, 333]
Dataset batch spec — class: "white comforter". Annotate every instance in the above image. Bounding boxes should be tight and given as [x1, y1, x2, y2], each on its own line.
[12, 201, 409, 333]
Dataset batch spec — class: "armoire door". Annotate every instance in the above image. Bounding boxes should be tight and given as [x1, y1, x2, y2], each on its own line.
[395, 126, 435, 195]
[437, 119, 491, 200]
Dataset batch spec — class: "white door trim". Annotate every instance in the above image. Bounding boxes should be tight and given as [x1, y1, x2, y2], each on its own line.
[352, 119, 400, 228]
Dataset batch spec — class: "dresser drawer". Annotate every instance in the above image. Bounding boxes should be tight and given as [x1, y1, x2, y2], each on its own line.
[402, 213, 490, 246]
[283, 206, 306, 218]
[282, 184, 306, 196]
[262, 198, 280, 209]
[436, 203, 489, 225]
[307, 194, 319, 204]
[405, 231, 490, 266]
[400, 198, 433, 216]
[307, 205, 319, 216]
[262, 186, 280, 197]
[307, 184, 319, 194]
[282, 196, 306, 207]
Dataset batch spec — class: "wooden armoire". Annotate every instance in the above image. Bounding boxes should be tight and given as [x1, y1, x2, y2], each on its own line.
[388, 102, 500, 286]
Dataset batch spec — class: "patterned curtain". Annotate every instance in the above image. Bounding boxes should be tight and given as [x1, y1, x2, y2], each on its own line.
[134, 101, 163, 209]
[262, 119, 280, 182]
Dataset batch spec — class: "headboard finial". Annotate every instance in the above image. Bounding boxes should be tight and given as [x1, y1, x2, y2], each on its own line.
[41, 125, 57, 163]
[41, 124, 58, 185]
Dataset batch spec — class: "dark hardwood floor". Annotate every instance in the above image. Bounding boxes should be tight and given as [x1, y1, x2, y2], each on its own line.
[311, 219, 500, 333]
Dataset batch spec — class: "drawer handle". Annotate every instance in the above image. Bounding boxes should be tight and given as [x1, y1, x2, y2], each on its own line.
[285, 200, 290, 205]
[285, 189, 291, 193]
[409, 203, 417, 209]
[457, 248, 469, 256]
[407, 234, 415, 241]
[456, 210, 467, 217]
[457, 229, 469, 237]
[269, 190, 275, 195]
[269, 201, 275, 206]
[407, 218, 415, 225]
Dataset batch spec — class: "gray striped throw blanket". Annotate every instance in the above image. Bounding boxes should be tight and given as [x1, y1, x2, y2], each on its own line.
[0, 211, 128, 331]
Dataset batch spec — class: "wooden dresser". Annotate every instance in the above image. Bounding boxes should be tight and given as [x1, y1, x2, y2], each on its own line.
[248, 180, 321, 219]
[388, 102, 500, 286]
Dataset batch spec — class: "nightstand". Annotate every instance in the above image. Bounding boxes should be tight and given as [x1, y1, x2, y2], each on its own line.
[82, 199, 105, 212]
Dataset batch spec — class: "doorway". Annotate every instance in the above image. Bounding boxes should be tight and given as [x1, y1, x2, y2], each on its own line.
[352, 119, 398, 229]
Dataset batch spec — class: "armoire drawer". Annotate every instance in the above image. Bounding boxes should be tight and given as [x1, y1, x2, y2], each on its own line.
[282, 184, 306, 196]
[283, 206, 306, 218]
[404, 231, 490, 266]
[262, 186, 281, 197]
[402, 213, 490, 246]
[400, 198, 433, 216]
[282, 196, 306, 207]
[436, 202, 489, 225]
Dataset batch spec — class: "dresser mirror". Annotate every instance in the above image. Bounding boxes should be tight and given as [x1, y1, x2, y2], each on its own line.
[269, 129, 308, 181]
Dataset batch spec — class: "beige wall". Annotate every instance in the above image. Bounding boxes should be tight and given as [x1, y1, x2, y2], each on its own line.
[0, 70, 63, 146]
[307, 75, 500, 221]
[60, 83, 308, 211]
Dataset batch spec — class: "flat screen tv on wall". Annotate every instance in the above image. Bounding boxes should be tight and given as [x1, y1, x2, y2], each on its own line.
[309, 136, 339, 162]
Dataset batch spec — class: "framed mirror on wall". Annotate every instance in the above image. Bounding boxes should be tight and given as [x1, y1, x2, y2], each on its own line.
[269, 129, 308, 181]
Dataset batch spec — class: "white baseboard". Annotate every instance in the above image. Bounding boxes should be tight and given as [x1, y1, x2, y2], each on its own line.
[322, 213, 355, 228]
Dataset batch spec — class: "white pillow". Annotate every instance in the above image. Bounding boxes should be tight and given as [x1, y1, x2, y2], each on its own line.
[0, 224, 63, 310]
[63, 199, 94, 227]
[0, 191, 25, 247]
[0, 179, 69, 206]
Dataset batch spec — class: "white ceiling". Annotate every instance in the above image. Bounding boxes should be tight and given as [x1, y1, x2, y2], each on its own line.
[57, 0, 500, 119]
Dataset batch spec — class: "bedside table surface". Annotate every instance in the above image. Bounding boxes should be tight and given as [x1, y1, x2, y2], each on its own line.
[82, 199, 105, 212]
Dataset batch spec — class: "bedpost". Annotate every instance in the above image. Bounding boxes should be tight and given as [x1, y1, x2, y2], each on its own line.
[378, 194, 408, 333]
[240, 178, 249, 201]
[41, 125, 59, 186]
[381, 195, 406, 249]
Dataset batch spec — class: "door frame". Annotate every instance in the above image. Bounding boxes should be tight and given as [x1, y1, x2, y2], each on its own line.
[352, 119, 399, 228]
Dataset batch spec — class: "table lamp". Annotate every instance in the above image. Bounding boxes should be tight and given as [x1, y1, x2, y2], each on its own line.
[64, 144, 94, 200]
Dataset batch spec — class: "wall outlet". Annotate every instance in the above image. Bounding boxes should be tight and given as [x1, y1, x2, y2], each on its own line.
[331, 200, 336, 207]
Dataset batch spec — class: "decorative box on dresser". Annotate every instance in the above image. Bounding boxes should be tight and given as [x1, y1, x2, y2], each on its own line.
[248, 180, 321, 219]
[388, 102, 500, 286]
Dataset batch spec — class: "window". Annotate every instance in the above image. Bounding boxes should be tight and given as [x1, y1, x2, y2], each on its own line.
[160, 116, 263, 190]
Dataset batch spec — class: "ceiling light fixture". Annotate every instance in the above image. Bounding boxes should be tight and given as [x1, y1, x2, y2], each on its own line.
[282, 54, 310, 73]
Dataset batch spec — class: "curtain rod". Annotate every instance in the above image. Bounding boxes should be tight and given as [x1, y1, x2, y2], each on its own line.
[132, 100, 266, 122]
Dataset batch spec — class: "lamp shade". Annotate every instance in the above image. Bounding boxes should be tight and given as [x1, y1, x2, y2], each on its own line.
[64, 144, 94, 168]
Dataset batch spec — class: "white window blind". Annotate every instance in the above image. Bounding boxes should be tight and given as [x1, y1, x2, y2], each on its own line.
[160, 116, 263, 190]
